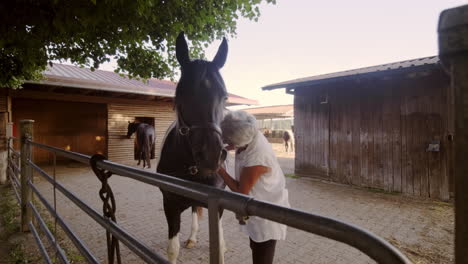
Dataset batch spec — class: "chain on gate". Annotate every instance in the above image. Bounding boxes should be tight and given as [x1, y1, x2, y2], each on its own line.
[90, 154, 121, 264]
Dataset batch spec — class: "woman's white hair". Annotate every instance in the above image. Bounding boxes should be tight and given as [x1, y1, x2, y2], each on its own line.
[221, 110, 257, 147]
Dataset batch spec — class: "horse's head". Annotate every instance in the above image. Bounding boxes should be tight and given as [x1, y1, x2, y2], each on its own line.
[127, 121, 138, 139]
[174, 32, 228, 176]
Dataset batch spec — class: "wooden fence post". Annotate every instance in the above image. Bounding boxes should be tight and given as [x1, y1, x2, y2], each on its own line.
[438, 4, 468, 264]
[20, 119, 34, 232]
[0, 112, 7, 184]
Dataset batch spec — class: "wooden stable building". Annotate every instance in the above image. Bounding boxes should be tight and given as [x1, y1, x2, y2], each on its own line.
[263, 56, 452, 200]
[0, 63, 256, 166]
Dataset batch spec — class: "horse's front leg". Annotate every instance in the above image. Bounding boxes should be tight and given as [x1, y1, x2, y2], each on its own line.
[219, 216, 227, 264]
[185, 206, 202, 249]
[164, 204, 182, 264]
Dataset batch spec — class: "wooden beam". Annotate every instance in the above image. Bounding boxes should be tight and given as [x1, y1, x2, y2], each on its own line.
[439, 5, 468, 264]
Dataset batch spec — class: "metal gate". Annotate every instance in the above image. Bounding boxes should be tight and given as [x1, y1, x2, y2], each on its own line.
[6, 120, 411, 264]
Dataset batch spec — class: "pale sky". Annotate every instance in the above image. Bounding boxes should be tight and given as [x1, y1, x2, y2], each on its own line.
[100, 0, 467, 107]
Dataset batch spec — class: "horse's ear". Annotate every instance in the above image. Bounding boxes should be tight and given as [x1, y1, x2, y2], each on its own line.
[212, 37, 228, 69]
[176, 32, 190, 67]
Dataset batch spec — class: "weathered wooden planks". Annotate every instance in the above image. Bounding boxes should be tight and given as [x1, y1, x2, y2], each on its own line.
[294, 72, 452, 200]
[0, 95, 7, 112]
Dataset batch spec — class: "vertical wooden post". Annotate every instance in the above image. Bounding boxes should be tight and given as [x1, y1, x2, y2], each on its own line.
[20, 119, 34, 232]
[0, 112, 7, 184]
[438, 4, 468, 264]
[6, 122, 13, 147]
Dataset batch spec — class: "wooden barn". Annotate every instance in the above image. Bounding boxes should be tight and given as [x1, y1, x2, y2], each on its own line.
[263, 56, 453, 200]
[0, 63, 256, 166]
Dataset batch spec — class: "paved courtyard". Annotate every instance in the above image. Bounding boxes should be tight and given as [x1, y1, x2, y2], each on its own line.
[33, 144, 454, 264]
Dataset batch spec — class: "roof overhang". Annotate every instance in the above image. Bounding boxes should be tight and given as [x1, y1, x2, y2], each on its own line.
[23, 64, 258, 106]
[241, 105, 293, 119]
[262, 56, 441, 92]
[25, 76, 175, 98]
[226, 95, 259, 106]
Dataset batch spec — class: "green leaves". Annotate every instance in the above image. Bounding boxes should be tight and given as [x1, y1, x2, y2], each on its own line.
[0, 0, 276, 88]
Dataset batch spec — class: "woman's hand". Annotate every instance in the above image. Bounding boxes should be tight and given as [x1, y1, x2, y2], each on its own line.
[218, 165, 270, 195]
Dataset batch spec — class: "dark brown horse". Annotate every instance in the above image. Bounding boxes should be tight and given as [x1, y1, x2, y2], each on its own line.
[156, 32, 228, 264]
[127, 121, 155, 168]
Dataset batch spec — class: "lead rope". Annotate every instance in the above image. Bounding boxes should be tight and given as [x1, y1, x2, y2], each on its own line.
[90, 154, 121, 264]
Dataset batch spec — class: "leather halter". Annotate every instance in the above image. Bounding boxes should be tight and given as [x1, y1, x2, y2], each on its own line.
[176, 112, 224, 175]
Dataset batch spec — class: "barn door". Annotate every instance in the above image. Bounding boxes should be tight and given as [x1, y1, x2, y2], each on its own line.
[294, 88, 330, 178]
[401, 80, 450, 200]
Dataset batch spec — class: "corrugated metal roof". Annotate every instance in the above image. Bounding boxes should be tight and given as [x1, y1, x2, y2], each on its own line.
[26, 63, 257, 105]
[263, 56, 440, 90]
[40, 63, 176, 97]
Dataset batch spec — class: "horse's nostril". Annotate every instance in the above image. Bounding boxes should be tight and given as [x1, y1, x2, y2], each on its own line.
[220, 149, 227, 161]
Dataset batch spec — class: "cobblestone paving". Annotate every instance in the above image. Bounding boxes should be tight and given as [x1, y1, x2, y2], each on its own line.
[33, 144, 454, 264]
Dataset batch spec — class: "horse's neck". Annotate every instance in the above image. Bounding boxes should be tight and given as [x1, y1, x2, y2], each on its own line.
[158, 127, 191, 168]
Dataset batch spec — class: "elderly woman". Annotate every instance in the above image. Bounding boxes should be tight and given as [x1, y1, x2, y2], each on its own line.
[218, 110, 290, 264]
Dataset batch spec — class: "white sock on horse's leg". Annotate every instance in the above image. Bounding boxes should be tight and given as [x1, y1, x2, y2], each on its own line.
[185, 211, 198, 248]
[168, 234, 180, 264]
[219, 217, 226, 264]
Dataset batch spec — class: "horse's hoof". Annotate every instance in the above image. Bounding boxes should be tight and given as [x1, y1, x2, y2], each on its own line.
[184, 239, 196, 249]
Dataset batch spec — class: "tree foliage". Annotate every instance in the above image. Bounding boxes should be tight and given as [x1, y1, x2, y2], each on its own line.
[0, 0, 276, 88]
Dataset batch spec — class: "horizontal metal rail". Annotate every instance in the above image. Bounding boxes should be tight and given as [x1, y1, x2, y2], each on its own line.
[7, 139, 22, 204]
[97, 160, 411, 264]
[8, 167, 21, 204]
[8, 159, 21, 175]
[8, 146, 20, 157]
[29, 139, 411, 264]
[28, 201, 70, 264]
[29, 222, 53, 264]
[29, 160, 169, 264]
[30, 182, 100, 264]
[28, 141, 89, 164]
[8, 165, 21, 187]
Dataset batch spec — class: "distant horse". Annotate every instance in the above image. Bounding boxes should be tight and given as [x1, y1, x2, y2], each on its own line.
[157, 32, 228, 264]
[283, 130, 294, 152]
[127, 122, 155, 169]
